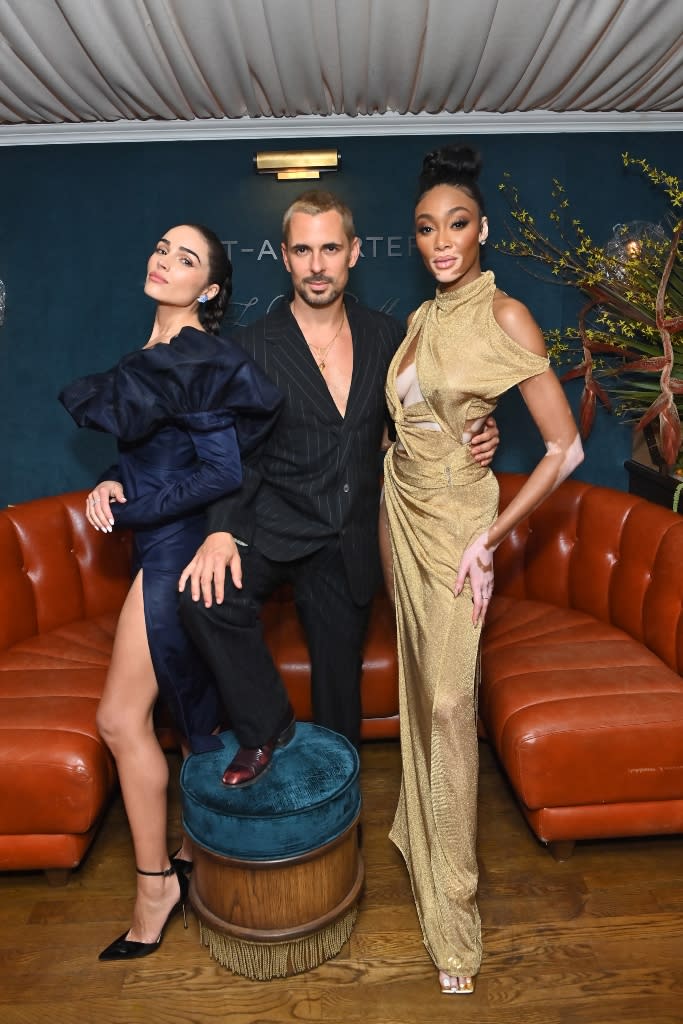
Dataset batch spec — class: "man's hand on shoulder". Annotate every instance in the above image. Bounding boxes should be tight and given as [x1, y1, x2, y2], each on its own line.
[178, 532, 243, 607]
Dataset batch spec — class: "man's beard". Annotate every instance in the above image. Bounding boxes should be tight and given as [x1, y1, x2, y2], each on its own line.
[294, 275, 344, 308]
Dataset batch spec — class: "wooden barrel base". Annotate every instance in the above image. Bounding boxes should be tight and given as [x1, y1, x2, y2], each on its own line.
[189, 815, 364, 979]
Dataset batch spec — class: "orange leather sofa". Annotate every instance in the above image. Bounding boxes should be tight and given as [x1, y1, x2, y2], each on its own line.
[0, 492, 130, 880]
[483, 473, 683, 859]
[2, 474, 683, 878]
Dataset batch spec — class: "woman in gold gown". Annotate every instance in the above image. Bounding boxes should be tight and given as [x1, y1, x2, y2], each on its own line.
[381, 146, 584, 994]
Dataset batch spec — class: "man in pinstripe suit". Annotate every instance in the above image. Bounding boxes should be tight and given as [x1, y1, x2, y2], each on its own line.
[179, 191, 498, 787]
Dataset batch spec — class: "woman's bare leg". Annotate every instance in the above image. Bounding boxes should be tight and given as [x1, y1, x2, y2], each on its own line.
[97, 571, 180, 943]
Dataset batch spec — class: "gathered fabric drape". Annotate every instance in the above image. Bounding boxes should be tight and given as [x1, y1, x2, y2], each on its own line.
[0, 0, 680, 127]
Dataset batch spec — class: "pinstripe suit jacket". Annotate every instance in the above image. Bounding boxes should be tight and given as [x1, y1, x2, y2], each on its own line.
[207, 297, 404, 605]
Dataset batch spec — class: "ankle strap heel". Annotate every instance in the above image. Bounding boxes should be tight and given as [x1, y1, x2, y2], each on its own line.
[98, 862, 189, 961]
[135, 863, 189, 928]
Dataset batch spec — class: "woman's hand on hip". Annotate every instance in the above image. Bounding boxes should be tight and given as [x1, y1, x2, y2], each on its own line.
[469, 415, 499, 468]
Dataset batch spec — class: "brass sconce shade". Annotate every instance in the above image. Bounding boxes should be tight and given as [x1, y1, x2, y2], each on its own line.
[254, 149, 340, 181]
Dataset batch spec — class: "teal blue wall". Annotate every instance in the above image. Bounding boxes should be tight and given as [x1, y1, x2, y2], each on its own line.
[1, 131, 680, 507]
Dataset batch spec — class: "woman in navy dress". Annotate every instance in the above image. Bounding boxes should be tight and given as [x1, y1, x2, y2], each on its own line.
[59, 224, 282, 961]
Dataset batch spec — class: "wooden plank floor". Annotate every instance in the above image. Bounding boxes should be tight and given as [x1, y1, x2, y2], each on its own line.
[2, 741, 682, 1024]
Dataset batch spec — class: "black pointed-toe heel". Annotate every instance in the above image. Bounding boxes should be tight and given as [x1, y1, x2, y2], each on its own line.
[98, 864, 189, 962]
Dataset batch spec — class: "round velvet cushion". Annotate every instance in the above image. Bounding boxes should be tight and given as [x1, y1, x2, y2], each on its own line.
[180, 723, 361, 861]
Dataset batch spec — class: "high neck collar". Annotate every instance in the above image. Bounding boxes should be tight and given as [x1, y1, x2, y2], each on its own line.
[434, 270, 494, 311]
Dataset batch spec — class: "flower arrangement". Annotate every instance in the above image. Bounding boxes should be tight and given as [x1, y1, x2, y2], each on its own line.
[495, 154, 683, 467]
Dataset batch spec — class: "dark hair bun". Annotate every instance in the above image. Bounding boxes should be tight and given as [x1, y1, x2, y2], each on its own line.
[432, 145, 481, 179]
[420, 145, 482, 188]
[417, 144, 486, 212]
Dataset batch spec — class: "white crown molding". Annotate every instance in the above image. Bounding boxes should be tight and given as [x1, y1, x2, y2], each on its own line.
[1, 110, 681, 146]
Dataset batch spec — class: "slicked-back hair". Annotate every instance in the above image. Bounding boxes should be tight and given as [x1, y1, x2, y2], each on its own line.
[282, 190, 356, 244]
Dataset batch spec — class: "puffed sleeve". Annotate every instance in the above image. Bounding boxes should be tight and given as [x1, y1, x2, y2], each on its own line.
[59, 328, 282, 528]
[107, 424, 244, 529]
[58, 327, 282, 453]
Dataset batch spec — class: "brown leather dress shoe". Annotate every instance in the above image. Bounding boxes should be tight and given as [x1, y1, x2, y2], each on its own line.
[221, 705, 296, 788]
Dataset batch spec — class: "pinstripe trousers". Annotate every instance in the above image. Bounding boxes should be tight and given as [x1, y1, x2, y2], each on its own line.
[179, 539, 372, 748]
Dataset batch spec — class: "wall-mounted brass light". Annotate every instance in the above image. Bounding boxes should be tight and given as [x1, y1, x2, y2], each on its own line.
[254, 149, 340, 181]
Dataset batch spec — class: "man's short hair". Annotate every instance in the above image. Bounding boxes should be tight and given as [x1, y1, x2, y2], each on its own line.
[282, 190, 356, 244]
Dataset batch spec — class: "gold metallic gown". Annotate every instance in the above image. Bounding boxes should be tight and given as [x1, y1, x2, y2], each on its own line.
[384, 271, 548, 975]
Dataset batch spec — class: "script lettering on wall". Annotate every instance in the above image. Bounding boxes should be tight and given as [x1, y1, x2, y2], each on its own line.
[223, 234, 413, 325]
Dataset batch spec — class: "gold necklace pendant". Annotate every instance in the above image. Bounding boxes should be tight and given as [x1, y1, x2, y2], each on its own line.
[302, 310, 346, 373]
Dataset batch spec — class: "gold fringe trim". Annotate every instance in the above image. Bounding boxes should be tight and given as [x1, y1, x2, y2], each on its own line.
[199, 907, 358, 980]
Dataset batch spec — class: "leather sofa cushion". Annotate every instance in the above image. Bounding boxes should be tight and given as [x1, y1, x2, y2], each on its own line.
[481, 595, 683, 810]
[0, 614, 117, 672]
[0, 613, 119, 835]
[0, 697, 114, 833]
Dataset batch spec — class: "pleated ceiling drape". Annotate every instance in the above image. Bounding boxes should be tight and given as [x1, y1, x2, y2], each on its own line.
[0, 0, 680, 137]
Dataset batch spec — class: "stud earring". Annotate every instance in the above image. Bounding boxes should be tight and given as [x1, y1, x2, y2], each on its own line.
[198, 294, 208, 304]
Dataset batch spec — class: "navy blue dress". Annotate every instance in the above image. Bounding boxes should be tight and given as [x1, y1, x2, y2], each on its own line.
[59, 327, 282, 752]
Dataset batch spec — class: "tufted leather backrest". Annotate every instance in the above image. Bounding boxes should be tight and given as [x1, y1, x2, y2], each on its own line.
[0, 491, 131, 651]
[496, 473, 683, 675]
[3, 478, 683, 678]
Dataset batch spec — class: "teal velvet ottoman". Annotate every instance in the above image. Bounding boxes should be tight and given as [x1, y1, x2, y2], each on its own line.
[180, 722, 364, 979]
